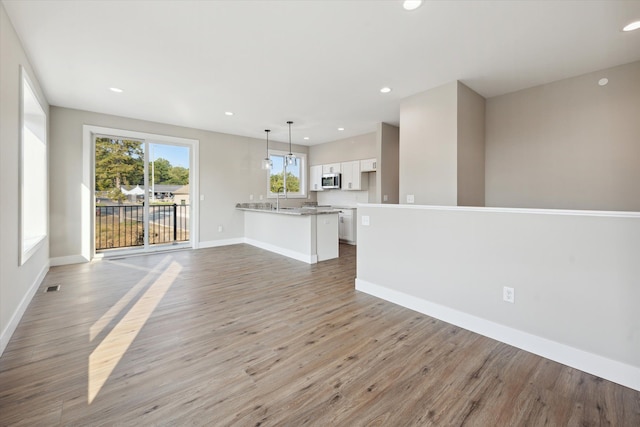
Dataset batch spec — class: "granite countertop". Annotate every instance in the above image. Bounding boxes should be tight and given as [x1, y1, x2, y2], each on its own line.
[236, 206, 341, 216]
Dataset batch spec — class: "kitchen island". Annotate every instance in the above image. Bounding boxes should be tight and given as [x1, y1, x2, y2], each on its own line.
[237, 206, 340, 264]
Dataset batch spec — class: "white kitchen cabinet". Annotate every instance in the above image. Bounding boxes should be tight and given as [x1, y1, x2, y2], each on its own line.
[309, 165, 324, 192]
[360, 158, 377, 172]
[340, 160, 367, 191]
[322, 163, 341, 174]
[338, 208, 356, 244]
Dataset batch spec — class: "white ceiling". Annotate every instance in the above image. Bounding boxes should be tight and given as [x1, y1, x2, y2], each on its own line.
[3, 0, 640, 145]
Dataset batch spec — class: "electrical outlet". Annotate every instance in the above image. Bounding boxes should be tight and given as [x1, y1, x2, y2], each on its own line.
[407, 194, 415, 204]
[218, 225, 223, 233]
[383, 194, 388, 202]
[200, 194, 205, 201]
[362, 215, 370, 226]
[503, 286, 515, 303]
[249, 194, 254, 201]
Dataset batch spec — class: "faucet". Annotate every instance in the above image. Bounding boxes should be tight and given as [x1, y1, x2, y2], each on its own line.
[276, 186, 284, 211]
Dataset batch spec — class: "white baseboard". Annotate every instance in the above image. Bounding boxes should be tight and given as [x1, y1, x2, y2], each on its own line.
[355, 278, 640, 392]
[245, 238, 317, 264]
[198, 238, 245, 249]
[0, 262, 49, 357]
[50, 254, 89, 266]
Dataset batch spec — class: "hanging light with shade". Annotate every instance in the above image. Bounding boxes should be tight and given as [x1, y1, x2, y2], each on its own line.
[285, 121, 297, 166]
[261, 129, 272, 170]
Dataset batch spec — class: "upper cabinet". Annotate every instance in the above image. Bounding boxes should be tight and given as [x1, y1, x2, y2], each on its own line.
[341, 160, 367, 191]
[360, 158, 377, 172]
[310, 165, 324, 192]
[312, 158, 377, 191]
[322, 163, 341, 174]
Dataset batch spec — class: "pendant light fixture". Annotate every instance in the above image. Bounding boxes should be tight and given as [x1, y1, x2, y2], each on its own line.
[261, 129, 272, 170]
[285, 121, 297, 166]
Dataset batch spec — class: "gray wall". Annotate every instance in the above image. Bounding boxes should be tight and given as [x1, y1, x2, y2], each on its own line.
[399, 81, 486, 207]
[399, 82, 458, 205]
[485, 60, 640, 211]
[308, 132, 376, 166]
[377, 122, 399, 204]
[49, 106, 310, 260]
[457, 82, 485, 207]
[0, 3, 50, 353]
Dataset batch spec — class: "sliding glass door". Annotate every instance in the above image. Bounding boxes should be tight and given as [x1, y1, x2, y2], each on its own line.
[94, 137, 191, 253]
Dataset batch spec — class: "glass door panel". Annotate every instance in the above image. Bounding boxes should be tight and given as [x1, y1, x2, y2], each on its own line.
[94, 137, 145, 251]
[147, 143, 191, 247]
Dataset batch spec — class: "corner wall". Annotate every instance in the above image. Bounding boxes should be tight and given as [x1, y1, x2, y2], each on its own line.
[457, 82, 485, 207]
[399, 82, 458, 205]
[377, 123, 399, 204]
[0, 3, 50, 355]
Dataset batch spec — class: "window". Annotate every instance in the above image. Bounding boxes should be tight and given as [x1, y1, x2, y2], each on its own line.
[267, 150, 306, 198]
[20, 67, 47, 265]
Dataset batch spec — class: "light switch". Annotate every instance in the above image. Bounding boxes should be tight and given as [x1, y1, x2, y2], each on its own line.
[362, 215, 370, 226]
[407, 194, 415, 204]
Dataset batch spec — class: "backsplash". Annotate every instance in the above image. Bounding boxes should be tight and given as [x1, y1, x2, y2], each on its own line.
[317, 190, 369, 206]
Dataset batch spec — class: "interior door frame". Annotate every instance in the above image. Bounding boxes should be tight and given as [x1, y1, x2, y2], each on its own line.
[82, 125, 199, 261]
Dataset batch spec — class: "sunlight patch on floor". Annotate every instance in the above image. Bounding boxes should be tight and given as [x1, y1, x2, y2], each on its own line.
[88, 260, 182, 404]
[90, 256, 173, 341]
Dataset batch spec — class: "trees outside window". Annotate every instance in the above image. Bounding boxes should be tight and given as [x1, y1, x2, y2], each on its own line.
[267, 152, 306, 197]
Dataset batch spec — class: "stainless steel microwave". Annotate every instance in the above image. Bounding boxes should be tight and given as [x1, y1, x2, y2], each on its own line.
[321, 173, 341, 189]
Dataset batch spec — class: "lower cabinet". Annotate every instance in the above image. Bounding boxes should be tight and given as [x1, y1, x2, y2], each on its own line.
[338, 208, 356, 244]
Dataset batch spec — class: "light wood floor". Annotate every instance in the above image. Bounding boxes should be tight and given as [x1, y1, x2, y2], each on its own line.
[1, 244, 638, 426]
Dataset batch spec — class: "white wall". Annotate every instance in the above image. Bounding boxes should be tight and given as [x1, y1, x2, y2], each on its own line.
[485, 60, 640, 211]
[0, 3, 50, 355]
[356, 204, 640, 391]
[49, 106, 310, 260]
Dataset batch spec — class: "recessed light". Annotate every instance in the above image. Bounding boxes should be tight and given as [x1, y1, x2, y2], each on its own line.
[109, 87, 123, 93]
[303, 137, 310, 140]
[598, 78, 608, 86]
[380, 87, 392, 93]
[622, 21, 640, 32]
[403, 0, 422, 11]
[225, 111, 234, 116]
[338, 127, 344, 131]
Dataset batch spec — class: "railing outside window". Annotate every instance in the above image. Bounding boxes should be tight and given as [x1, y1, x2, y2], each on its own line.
[95, 204, 189, 250]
